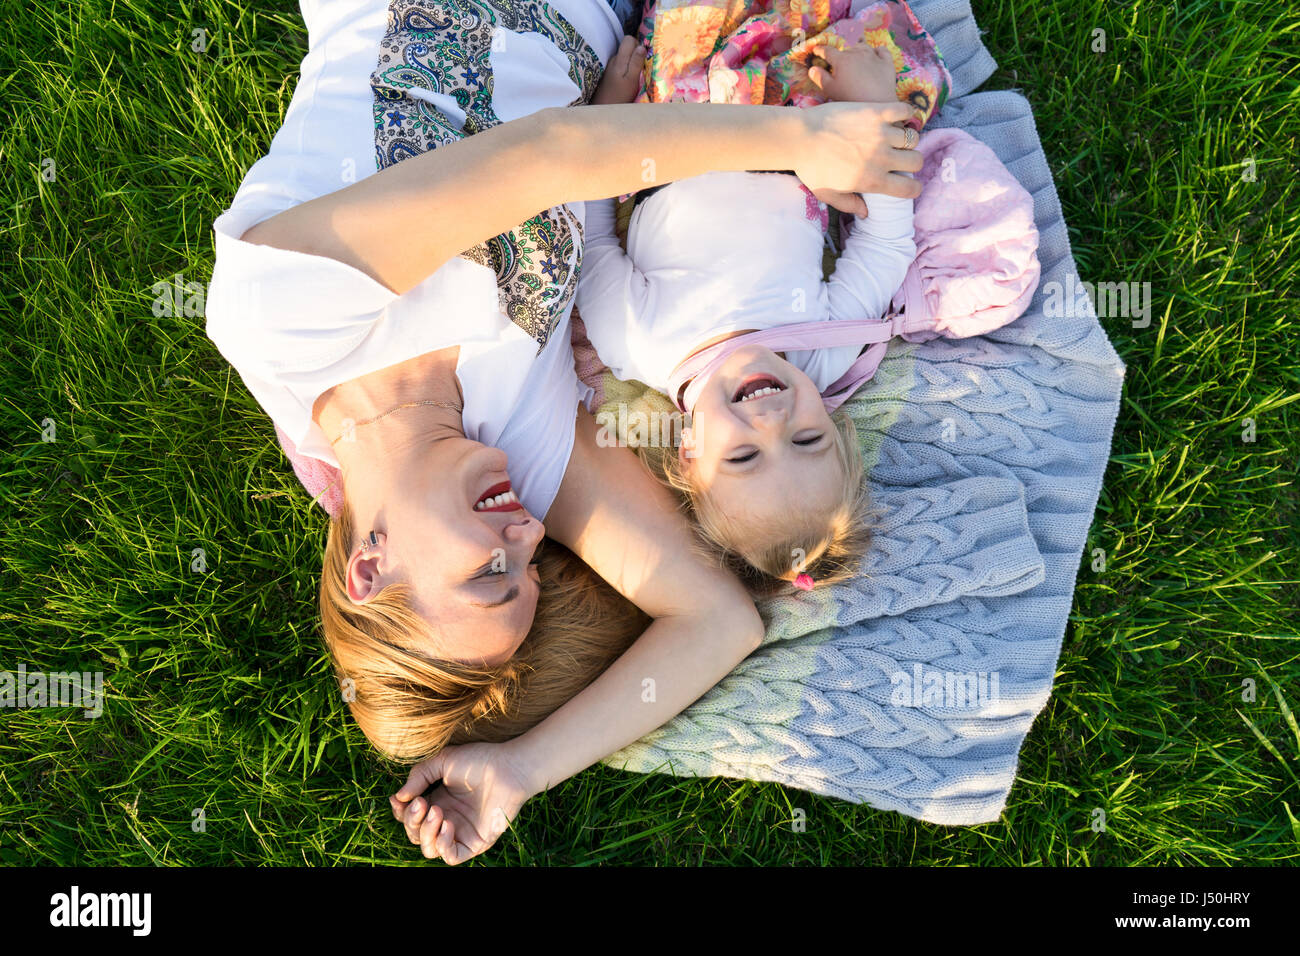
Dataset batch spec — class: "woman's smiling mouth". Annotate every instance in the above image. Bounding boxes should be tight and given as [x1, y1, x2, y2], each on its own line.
[474, 480, 522, 512]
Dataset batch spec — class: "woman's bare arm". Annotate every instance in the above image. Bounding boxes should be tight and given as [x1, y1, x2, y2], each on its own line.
[502, 406, 764, 794]
[239, 100, 920, 296]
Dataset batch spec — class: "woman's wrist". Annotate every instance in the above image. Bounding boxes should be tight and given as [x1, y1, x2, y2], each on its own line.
[764, 106, 814, 173]
[500, 734, 551, 799]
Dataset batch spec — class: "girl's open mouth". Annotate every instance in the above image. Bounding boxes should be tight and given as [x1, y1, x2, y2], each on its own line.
[474, 480, 522, 512]
[732, 375, 787, 404]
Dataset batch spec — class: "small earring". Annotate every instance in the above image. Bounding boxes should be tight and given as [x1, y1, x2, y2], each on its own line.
[359, 530, 378, 554]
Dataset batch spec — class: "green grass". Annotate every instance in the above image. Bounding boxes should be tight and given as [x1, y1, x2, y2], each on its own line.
[1, 0, 1297, 865]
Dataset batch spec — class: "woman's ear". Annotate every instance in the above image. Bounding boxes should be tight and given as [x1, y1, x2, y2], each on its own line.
[346, 533, 387, 604]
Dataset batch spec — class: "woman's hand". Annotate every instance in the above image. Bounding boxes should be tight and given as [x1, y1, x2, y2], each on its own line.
[793, 100, 922, 215]
[388, 740, 540, 864]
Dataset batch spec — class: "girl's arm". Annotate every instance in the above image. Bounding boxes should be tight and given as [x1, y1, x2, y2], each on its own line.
[571, 197, 654, 362]
[240, 100, 920, 296]
[825, 192, 917, 320]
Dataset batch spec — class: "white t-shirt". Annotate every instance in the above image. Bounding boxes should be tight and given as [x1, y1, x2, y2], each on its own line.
[205, 0, 627, 519]
[574, 171, 916, 394]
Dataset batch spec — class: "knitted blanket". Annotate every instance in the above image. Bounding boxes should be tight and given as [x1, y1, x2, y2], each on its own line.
[588, 0, 1126, 823]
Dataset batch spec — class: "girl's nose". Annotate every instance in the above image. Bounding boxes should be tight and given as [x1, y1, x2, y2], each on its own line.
[750, 405, 789, 433]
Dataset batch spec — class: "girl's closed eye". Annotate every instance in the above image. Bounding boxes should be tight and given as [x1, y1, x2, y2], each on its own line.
[727, 434, 825, 462]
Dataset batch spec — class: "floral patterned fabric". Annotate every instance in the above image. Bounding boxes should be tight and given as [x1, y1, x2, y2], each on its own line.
[635, 0, 951, 131]
[370, 0, 605, 349]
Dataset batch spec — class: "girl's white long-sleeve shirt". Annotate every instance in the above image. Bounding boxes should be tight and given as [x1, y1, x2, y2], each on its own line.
[575, 170, 917, 394]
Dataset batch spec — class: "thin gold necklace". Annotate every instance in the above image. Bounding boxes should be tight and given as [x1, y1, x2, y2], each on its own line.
[329, 399, 463, 447]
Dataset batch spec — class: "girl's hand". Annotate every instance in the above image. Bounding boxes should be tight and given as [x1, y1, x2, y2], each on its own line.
[388, 740, 540, 864]
[593, 36, 646, 105]
[808, 44, 898, 104]
[793, 100, 922, 214]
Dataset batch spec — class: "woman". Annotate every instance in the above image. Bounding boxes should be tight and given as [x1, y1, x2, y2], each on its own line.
[205, 0, 921, 863]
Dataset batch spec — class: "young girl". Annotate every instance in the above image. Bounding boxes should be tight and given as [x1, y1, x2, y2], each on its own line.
[577, 1, 947, 594]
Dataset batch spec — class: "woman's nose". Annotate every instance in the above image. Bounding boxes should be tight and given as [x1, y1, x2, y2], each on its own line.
[503, 515, 545, 550]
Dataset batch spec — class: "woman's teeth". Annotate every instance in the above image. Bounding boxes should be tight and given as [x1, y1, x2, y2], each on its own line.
[740, 386, 784, 402]
[475, 490, 519, 511]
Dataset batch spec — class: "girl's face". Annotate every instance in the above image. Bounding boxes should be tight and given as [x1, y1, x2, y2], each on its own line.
[685, 345, 844, 537]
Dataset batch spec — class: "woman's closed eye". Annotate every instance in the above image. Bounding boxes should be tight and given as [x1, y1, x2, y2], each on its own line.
[472, 541, 543, 579]
[471, 560, 508, 580]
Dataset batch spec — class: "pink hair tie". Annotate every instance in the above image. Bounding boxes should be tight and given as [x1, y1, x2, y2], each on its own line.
[793, 573, 815, 591]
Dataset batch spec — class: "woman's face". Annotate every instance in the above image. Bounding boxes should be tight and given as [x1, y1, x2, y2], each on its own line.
[351, 439, 544, 667]
[684, 345, 844, 534]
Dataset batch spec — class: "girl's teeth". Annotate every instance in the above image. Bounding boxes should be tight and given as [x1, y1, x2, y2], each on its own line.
[741, 386, 783, 402]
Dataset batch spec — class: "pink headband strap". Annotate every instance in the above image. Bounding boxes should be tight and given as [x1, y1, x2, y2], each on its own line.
[667, 264, 933, 414]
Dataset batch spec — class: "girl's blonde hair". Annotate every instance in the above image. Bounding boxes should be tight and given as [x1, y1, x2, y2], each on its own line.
[656, 408, 873, 598]
[320, 495, 647, 763]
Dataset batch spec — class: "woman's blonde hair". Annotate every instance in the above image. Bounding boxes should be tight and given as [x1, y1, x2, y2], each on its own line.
[657, 408, 873, 598]
[320, 495, 647, 763]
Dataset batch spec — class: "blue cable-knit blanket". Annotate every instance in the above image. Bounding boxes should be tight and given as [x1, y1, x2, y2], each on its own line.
[599, 0, 1127, 824]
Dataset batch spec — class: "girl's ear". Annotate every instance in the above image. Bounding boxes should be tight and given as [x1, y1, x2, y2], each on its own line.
[678, 425, 697, 464]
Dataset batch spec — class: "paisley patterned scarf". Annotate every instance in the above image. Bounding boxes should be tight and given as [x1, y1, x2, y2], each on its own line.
[370, 0, 606, 349]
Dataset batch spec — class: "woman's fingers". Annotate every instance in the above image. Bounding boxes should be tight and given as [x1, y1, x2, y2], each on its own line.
[879, 101, 914, 125]
[438, 815, 479, 865]
[438, 807, 492, 865]
[418, 806, 446, 859]
[815, 187, 868, 217]
[400, 795, 428, 844]
[394, 752, 447, 803]
[888, 123, 914, 149]
[437, 818, 458, 863]
[881, 170, 923, 199]
[888, 143, 925, 173]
